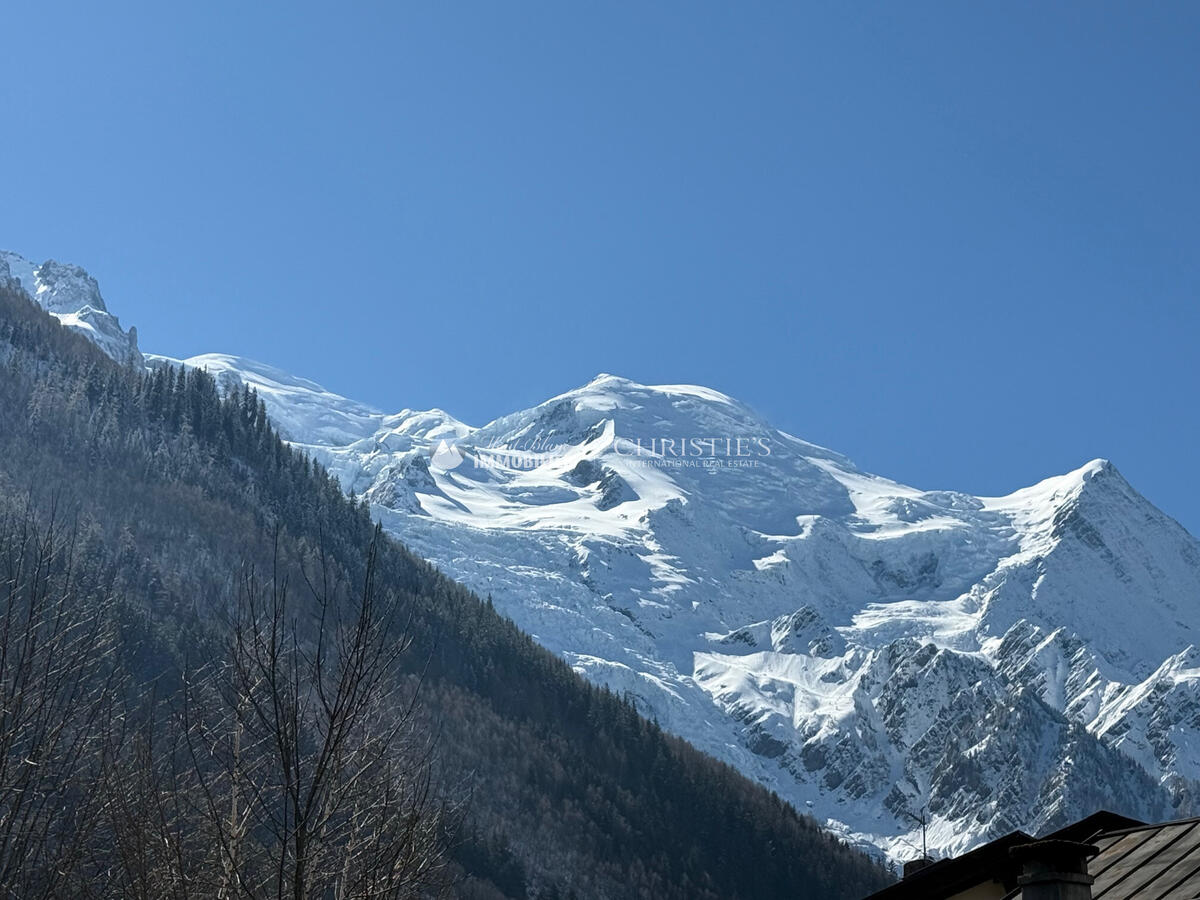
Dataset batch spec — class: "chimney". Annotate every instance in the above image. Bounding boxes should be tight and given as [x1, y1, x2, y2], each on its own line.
[1009, 839, 1098, 900]
[901, 857, 934, 879]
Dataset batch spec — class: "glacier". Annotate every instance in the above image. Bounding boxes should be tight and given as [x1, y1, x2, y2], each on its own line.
[7, 250, 1200, 863]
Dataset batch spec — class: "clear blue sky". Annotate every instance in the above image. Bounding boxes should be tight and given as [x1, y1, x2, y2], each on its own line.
[3, 2, 1198, 531]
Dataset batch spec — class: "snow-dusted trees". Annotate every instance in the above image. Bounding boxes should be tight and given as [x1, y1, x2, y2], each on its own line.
[0, 502, 450, 899]
[0, 280, 894, 899]
[146, 529, 449, 898]
[0, 502, 119, 897]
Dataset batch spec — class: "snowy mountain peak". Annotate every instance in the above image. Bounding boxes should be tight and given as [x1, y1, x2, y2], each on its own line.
[125, 340, 1200, 863]
[0, 250, 141, 365]
[30, 259, 107, 314]
[80, 295, 1200, 864]
[176, 353, 370, 401]
[1, 251, 107, 314]
[11, 246, 1200, 862]
[988, 457, 1112, 511]
[0, 250, 37, 294]
[570, 372, 742, 409]
[1053, 457, 1119, 497]
[148, 352, 474, 454]
[584, 372, 632, 387]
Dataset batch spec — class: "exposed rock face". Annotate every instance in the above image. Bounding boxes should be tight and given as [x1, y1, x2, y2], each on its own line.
[21, 248, 1198, 863]
[142, 355, 1200, 861]
[0, 251, 141, 365]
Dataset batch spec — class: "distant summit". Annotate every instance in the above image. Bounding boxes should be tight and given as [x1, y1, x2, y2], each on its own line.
[0, 250, 141, 365]
[12, 247, 1200, 864]
[167, 348, 1200, 862]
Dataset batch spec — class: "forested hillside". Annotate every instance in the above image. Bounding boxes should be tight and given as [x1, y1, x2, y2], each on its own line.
[0, 280, 892, 899]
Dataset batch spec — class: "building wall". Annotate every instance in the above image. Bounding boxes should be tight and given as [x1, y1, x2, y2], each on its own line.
[947, 881, 1010, 900]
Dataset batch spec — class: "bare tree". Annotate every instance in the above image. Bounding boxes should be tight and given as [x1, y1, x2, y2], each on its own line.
[93, 687, 214, 900]
[0, 501, 119, 899]
[134, 526, 453, 899]
[0, 504, 450, 899]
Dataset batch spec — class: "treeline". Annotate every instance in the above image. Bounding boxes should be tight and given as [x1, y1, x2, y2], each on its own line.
[0, 503, 449, 897]
[0, 281, 892, 899]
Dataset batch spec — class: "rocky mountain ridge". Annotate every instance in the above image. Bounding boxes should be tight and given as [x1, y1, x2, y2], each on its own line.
[8, 249, 1199, 862]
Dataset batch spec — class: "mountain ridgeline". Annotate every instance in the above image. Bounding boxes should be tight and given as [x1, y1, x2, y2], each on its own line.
[0, 280, 891, 896]
[11, 248, 1200, 867]
[154, 339, 1200, 862]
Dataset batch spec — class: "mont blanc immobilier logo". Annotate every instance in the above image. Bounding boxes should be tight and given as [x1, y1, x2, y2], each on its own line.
[427, 436, 571, 472]
[429, 439, 465, 471]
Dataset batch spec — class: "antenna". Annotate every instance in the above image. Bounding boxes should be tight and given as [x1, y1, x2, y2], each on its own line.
[904, 807, 928, 861]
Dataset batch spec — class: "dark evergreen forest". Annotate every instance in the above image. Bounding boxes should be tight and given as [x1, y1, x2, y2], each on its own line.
[0, 280, 892, 899]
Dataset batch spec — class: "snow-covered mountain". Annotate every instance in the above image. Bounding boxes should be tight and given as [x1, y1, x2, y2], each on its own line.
[154, 356, 1199, 862]
[7, 252, 1200, 863]
[1, 251, 141, 365]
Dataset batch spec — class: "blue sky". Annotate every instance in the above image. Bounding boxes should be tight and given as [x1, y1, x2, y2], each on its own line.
[2, 2, 1198, 531]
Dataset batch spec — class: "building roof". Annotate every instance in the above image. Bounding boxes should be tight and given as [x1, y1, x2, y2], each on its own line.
[1047, 811, 1149, 845]
[865, 829, 1035, 900]
[1083, 816, 1200, 899]
[865, 811, 1149, 900]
